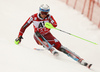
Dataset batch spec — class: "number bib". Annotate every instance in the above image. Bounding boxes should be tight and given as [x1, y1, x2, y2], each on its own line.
[33, 21, 50, 35]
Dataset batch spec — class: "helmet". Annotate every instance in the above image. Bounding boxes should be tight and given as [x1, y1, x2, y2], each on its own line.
[39, 4, 50, 13]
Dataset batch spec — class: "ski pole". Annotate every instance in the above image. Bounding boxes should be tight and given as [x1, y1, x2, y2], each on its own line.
[45, 22, 98, 45]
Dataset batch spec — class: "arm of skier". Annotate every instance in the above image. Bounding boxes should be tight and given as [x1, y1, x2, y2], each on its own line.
[49, 15, 57, 28]
[18, 17, 33, 37]
[15, 16, 33, 44]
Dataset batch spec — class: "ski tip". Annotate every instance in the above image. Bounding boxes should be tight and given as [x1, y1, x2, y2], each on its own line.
[34, 48, 37, 50]
[33, 48, 44, 51]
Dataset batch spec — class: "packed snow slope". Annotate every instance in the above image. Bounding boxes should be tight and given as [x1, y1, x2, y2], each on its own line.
[0, 0, 100, 72]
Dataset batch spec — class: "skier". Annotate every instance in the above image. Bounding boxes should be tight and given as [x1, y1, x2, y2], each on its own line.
[15, 4, 92, 68]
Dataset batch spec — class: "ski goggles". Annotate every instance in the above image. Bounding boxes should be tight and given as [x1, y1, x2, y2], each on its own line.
[41, 12, 48, 15]
[40, 8, 50, 12]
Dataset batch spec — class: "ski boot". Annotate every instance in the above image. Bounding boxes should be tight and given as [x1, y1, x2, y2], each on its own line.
[49, 47, 59, 56]
[78, 59, 92, 68]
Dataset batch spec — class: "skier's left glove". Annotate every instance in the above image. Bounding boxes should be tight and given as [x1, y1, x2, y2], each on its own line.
[15, 36, 23, 45]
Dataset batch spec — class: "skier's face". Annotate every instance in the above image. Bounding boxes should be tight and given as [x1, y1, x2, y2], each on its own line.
[40, 12, 48, 18]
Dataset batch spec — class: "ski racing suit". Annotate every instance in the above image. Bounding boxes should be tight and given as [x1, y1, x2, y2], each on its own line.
[18, 13, 62, 50]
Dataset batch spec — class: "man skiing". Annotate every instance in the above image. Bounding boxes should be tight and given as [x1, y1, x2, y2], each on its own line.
[15, 4, 92, 68]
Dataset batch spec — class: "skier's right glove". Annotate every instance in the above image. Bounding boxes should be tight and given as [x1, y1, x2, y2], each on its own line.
[15, 36, 23, 45]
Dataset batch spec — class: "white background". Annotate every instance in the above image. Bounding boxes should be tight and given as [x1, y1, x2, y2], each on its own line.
[0, 0, 100, 72]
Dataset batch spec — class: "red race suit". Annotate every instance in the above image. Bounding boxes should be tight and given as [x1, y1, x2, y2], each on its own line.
[18, 13, 61, 50]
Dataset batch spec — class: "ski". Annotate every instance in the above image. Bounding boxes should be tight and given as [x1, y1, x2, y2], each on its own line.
[68, 53, 92, 69]
[34, 48, 92, 68]
[60, 46, 92, 69]
[34, 48, 44, 51]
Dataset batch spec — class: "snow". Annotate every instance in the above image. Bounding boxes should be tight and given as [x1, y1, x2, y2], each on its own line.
[0, 0, 100, 72]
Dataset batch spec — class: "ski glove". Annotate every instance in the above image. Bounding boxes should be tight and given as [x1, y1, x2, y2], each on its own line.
[15, 36, 23, 45]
